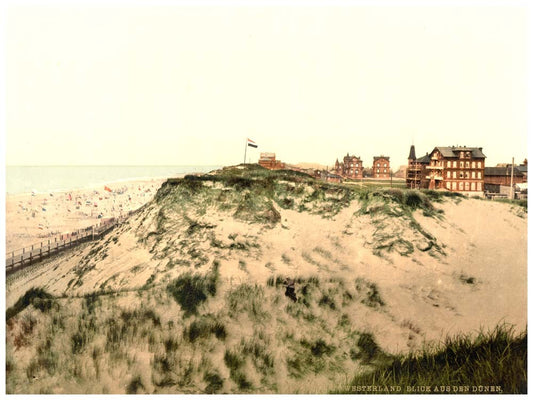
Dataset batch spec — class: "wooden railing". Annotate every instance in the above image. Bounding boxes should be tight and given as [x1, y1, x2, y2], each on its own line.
[5, 211, 136, 276]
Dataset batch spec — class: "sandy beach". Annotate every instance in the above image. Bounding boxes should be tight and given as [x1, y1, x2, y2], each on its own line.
[5, 178, 169, 253]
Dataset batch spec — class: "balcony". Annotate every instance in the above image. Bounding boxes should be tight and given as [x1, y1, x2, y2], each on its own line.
[426, 164, 444, 170]
[426, 175, 443, 180]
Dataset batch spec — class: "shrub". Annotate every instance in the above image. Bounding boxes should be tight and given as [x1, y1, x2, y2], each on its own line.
[167, 268, 218, 315]
[7, 288, 56, 320]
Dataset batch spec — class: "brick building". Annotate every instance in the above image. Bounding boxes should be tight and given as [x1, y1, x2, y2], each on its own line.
[372, 156, 391, 179]
[484, 166, 526, 186]
[405, 145, 430, 189]
[334, 153, 363, 179]
[258, 153, 285, 170]
[426, 146, 486, 194]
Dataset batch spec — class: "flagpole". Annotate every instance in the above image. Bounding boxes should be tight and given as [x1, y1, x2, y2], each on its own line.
[244, 138, 248, 164]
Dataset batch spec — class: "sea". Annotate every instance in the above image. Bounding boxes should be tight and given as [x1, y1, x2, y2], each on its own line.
[5, 165, 222, 195]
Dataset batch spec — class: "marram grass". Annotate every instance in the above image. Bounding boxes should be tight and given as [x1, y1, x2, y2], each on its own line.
[333, 324, 527, 394]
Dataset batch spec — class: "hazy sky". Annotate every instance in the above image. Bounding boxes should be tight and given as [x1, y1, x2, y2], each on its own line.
[5, 1, 529, 169]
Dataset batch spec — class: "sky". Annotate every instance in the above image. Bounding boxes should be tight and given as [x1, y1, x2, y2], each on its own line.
[3, 1, 530, 170]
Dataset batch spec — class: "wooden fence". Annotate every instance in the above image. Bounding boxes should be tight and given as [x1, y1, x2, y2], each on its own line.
[6, 212, 135, 276]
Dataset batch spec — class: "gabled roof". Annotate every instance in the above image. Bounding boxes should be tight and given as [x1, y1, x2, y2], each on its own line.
[433, 146, 486, 159]
[484, 167, 523, 177]
[516, 165, 527, 173]
[373, 156, 390, 161]
[416, 153, 431, 164]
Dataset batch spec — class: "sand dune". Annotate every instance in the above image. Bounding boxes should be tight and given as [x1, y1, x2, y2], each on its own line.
[5, 167, 527, 394]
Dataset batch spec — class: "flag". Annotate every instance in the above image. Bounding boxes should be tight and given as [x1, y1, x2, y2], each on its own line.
[104, 186, 112, 193]
[247, 138, 258, 148]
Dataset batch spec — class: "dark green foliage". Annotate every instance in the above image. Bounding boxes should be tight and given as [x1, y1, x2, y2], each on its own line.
[120, 308, 161, 327]
[493, 198, 528, 211]
[226, 284, 268, 321]
[224, 349, 252, 389]
[232, 371, 252, 390]
[308, 339, 335, 357]
[71, 332, 88, 354]
[6, 288, 56, 320]
[355, 278, 385, 308]
[318, 294, 336, 310]
[167, 267, 219, 316]
[352, 333, 383, 364]
[224, 349, 245, 371]
[204, 371, 224, 393]
[336, 326, 527, 394]
[126, 375, 145, 394]
[184, 317, 226, 342]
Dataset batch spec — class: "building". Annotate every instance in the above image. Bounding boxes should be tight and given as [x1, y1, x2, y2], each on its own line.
[405, 145, 430, 189]
[372, 156, 391, 179]
[426, 146, 486, 194]
[313, 170, 343, 183]
[484, 166, 526, 186]
[334, 153, 363, 179]
[258, 153, 285, 170]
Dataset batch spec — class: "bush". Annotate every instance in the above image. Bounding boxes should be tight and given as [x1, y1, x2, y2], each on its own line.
[167, 268, 218, 315]
[7, 288, 56, 320]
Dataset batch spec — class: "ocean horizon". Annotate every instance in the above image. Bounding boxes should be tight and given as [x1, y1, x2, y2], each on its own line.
[6, 165, 222, 195]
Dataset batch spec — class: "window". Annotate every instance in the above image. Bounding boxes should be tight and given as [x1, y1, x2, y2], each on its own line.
[478, 172, 482, 179]
[447, 171, 451, 178]
[460, 152, 464, 158]
[384, 168, 387, 173]
[478, 162, 482, 168]
[446, 182, 451, 189]
[460, 162, 464, 168]
[459, 172, 464, 179]
[447, 161, 451, 167]
[452, 182, 457, 190]
[355, 170, 358, 175]
[459, 182, 464, 190]
[377, 163, 380, 167]
[350, 163, 353, 167]
[466, 162, 470, 168]
[356, 163, 359, 167]
[465, 182, 470, 191]
[465, 172, 469, 179]
[453, 161, 457, 168]
[384, 163, 388, 167]
[477, 182, 482, 191]
[453, 171, 457, 178]
[377, 169, 380, 173]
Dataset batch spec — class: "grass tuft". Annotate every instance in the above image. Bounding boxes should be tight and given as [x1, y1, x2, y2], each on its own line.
[336, 325, 526, 394]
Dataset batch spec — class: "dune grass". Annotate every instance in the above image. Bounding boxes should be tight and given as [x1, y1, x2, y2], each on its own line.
[334, 325, 527, 394]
